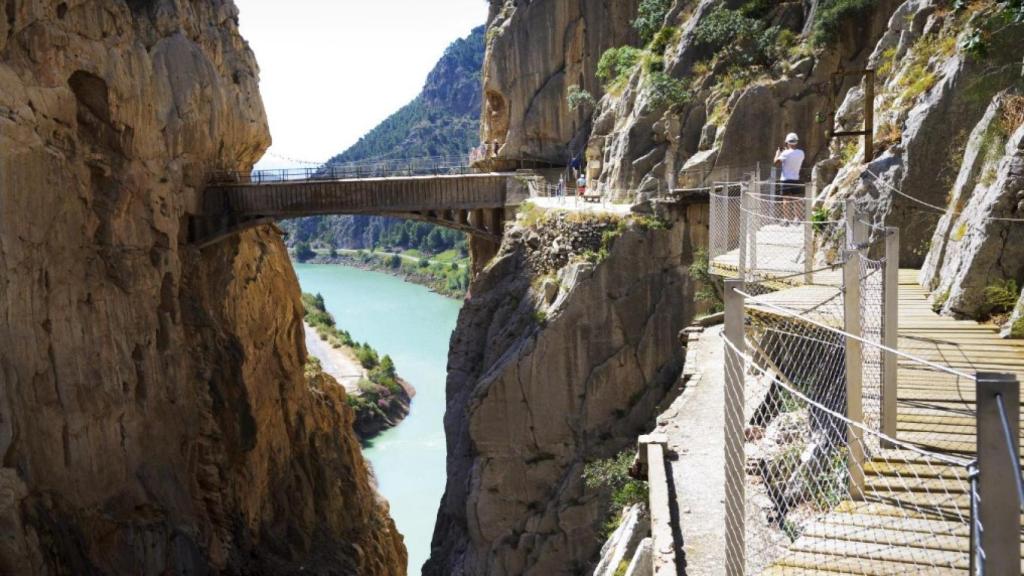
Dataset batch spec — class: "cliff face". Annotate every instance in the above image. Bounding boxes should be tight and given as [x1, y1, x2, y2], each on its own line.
[0, 1, 404, 574]
[425, 205, 708, 575]
[481, 0, 642, 164]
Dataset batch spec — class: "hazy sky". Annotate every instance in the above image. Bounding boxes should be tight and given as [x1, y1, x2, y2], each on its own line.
[235, 0, 488, 170]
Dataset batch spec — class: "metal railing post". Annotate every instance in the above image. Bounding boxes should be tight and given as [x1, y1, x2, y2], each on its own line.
[881, 227, 900, 445]
[975, 372, 1021, 576]
[748, 173, 758, 279]
[804, 181, 815, 285]
[844, 198, 866, 498]
[724, 279, 746, 576]
[738, 185, 748, 281]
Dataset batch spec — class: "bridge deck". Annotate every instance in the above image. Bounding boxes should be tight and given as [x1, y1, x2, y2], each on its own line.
[742, 269, 1024, 574]
[207, 172, 520, 217]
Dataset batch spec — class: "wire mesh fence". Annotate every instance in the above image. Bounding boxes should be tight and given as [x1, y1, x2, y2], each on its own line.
[724, 287, 977, 575]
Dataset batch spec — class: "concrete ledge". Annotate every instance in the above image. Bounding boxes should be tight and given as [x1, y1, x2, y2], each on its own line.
[639, 435, 678, 575]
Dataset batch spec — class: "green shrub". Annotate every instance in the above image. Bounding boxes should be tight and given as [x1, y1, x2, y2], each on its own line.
[388, 254, 402, 269]
[811, 0, 876, 47]
[689, 249, 724, 312]
[633, 0, 672, 43]
[983, 279, 1020, 316]
[583, 451, 649, 536]
[649, 26, 680, 53]
[597, 46, 643, 87]
[355, 344, 380, 369]
[567, 84, 597, 111]
[693, 9, 784, 68]
[645, 71, 692, 111]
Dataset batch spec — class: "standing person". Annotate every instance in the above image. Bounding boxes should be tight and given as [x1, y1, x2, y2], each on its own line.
[576, 174, 587, 197]
[774, 132, 805, 196]
[557, 175, 566, 200]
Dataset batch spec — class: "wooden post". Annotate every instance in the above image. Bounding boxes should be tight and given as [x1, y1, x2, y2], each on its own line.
[844, 199, 866, 498]
[975, 372, 1021, 576]
[804, 181, 815, 285]
[881, 227, 900, 444]
[723, 279, 746, 576]
[864, 70, 875, 164]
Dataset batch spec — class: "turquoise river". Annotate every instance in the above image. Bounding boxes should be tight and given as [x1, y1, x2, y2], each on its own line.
[294, 263, 463, 574]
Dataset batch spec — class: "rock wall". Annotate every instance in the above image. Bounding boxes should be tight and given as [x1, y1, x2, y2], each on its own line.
[0, 1, 404, 574]
[425, 203, 708, 575]
[481, 0, 641, 165]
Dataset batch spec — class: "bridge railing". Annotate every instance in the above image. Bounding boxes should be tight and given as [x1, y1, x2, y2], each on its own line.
[210, 154, 478, 185]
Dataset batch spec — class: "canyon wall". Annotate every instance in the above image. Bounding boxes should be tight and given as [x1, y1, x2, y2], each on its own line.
[481, 0, 641, 165]
[426, 204, 708, 575]
[0, 1, 404, 574]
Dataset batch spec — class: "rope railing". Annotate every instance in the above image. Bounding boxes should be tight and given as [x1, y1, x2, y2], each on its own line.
[715, 190, 1022, 574]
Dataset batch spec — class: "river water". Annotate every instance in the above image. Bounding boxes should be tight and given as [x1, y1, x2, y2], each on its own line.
[293, 263, 462, 574]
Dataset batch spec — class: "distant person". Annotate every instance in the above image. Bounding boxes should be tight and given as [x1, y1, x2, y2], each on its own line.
[576, 174, 586, 197]
[557, 175, 566, 198]
[774, 133, 805, 196]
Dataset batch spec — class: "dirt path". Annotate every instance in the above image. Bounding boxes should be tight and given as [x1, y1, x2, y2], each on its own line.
[304, 323, 365, 393]
[654, 325, 726, 575]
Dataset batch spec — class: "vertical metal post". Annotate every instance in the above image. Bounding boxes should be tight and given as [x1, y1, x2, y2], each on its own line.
[748, 173, 759, 279]
[738, 185, 748, 281]
[844, 199, 866, 498]
[723, 279, 746, 576]
[881, 227, 900, 444]
[976, 372, 1021, 576]
[804, 181, 815, 285]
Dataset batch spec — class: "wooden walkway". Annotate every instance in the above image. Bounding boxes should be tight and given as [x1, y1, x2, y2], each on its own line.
[746, 269, 1024, 574]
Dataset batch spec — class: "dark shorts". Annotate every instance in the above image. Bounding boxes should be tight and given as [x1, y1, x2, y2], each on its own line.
[779, 181, 803, 196]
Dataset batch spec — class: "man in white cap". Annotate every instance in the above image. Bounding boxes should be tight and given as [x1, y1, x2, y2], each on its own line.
[774, 132, 805, 195]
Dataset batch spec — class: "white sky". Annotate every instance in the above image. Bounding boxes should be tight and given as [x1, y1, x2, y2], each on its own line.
[235, 0, 488, 170]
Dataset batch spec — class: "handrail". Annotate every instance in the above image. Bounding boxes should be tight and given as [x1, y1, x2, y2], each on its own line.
[994, 393, 1024, 511]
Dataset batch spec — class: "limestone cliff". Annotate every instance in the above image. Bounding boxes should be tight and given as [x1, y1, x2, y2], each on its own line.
[425, 204, 708, 575]
[0, 1, 404, 574]
[481, 0, 642, 165]
[486, 0, 1023, 329]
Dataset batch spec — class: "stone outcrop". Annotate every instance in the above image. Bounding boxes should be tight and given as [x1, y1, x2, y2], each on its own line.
[425, 202, 708, 575]
[920, 95, 1024, 319]
[481, 0, 641, 165]
[0, 1, 404, 573]
[825, 1, 1024, 265]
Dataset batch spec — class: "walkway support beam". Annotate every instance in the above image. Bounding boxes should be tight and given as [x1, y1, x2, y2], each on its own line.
[975, 372, 1021, 576]
[804, 182, 815, 285]
[882, 226, 900, 443]
[723, 279, 746, 576]
[844, 199, 866, 498]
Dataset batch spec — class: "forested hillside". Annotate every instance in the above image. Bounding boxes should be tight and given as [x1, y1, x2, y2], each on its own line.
[281, 26, 484, 254]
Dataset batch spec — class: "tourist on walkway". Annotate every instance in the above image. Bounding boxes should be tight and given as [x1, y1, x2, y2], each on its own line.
[576, 174, 587, 197]
[557, 175, 566, 199]
[774, 132, 805, 196]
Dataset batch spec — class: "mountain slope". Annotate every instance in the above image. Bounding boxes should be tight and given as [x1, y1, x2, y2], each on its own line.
[281, 26, 485, 252]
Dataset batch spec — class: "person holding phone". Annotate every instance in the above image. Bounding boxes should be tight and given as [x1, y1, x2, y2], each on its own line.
[774, 133, 805, 196]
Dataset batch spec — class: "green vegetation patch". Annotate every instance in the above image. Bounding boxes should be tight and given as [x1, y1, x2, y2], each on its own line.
[301, 292, 402, 396]
[689, 249, 724, 312]
[597, 46, 644, 90]
[583, 451, 649, 537]
[634, 0, 672, 43]
[811, 0, 877, 47]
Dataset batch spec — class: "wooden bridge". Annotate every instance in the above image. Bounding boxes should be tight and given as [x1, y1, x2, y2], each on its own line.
[190, 167, 533, 248]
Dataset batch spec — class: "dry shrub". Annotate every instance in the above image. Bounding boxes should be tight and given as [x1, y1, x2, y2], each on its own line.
[1000, 94, 1024, 134]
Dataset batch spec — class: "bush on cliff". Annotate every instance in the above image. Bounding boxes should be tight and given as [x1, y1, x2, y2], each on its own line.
[584, 451, 649, 536]
[634, 0, 672, 43]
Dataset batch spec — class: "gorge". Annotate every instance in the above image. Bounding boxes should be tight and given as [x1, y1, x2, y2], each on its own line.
[3, 0, 1024, 575]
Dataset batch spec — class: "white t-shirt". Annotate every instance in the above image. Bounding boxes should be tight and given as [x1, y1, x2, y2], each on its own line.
[778, 148, 805, 181]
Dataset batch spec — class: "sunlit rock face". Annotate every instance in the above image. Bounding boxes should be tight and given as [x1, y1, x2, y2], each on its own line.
[480, 0, 641, 165]
[426, 203, 709, 575]
[0, 1, 405, 574]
